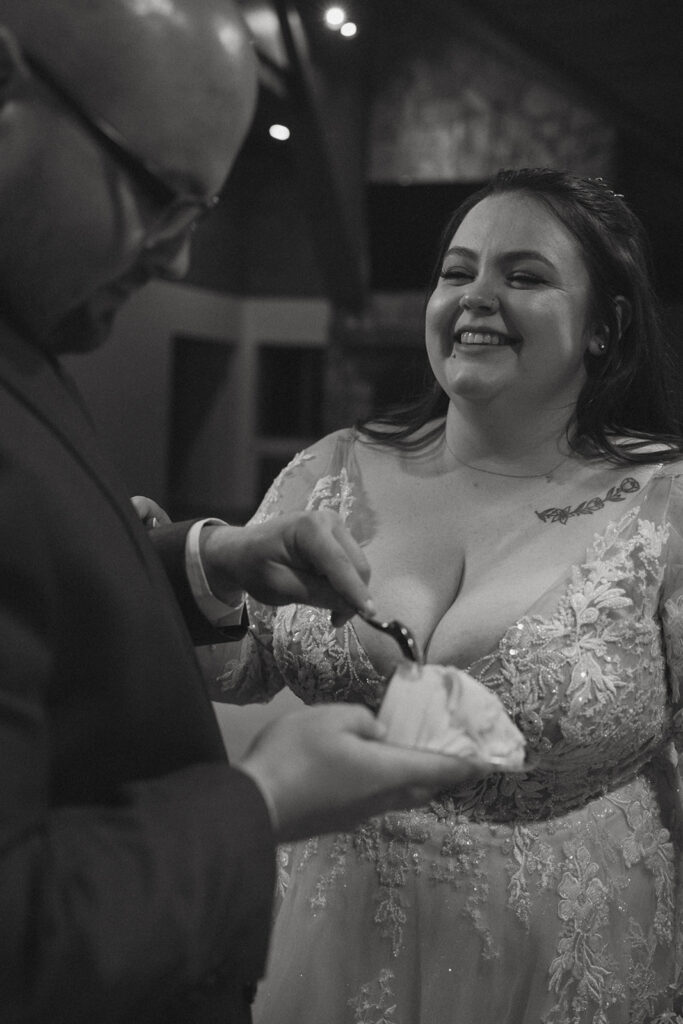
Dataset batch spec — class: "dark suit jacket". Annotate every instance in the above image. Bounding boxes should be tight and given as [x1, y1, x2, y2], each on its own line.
[0, 321, 275, 1024]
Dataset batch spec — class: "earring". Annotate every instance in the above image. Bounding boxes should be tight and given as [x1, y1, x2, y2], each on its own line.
[598, 340, 607, 353]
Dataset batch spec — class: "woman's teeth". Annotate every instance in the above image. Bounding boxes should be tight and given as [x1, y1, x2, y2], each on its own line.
[457, 331, 511, 346]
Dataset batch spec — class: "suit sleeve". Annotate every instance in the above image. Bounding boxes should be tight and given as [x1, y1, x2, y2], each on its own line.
[148, 519, 248, 646]
[0, 473, 275, 1023]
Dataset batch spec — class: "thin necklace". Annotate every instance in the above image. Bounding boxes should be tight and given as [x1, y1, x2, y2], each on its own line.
[444, 436, 567, 480]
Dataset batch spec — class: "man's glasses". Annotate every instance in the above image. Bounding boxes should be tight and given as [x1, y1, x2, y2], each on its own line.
[23, 50, 220, 237]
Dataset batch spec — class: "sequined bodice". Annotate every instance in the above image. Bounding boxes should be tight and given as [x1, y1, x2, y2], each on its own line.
[219, 441, 683, 823]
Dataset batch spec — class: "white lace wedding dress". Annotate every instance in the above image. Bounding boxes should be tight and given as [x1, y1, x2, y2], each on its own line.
[216, 430, 683, 1024]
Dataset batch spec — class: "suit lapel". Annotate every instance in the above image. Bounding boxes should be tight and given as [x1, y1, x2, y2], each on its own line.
[0, 321, 151, 562]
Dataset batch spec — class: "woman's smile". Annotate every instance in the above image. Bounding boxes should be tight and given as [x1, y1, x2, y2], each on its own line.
[453, 328, 519, 348]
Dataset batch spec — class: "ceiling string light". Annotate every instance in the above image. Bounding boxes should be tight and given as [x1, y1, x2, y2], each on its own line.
[323, 6, 357, 36]
[268, 123, 291, 142]
[324, 6, 346, 29]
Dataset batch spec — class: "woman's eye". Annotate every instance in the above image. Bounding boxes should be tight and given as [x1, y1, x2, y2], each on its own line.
[508, 272, 544, 286]
[440, 267, 473, 282]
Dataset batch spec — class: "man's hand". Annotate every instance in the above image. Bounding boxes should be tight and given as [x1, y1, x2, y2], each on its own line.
[200, 511, 374, 626]
[237, 704, 493, 841]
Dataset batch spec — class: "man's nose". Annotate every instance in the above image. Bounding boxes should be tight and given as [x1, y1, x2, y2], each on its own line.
[141, 230, 193, 281]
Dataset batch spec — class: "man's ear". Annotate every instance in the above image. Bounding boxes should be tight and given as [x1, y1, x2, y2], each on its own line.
[0, 27, 29, 105]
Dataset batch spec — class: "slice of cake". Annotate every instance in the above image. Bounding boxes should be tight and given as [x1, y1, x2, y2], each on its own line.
[378, 662, 526, 771]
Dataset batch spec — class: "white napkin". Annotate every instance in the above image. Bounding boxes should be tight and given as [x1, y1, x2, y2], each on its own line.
[378, 662, 526, 771]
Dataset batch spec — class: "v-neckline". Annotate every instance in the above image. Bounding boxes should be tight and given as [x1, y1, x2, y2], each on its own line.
[345, 463, 668, 681]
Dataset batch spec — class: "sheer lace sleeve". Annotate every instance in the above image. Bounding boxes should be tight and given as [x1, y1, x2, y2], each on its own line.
[657, 471, 683, 1004]
[660, 474, 683, 760]
[208, 431, 358, 705]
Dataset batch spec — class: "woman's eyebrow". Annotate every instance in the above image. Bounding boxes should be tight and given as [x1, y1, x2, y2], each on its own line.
[444, 246, 557, 270]
[502, 249, 557, 269]
[443, 246, 476, 260]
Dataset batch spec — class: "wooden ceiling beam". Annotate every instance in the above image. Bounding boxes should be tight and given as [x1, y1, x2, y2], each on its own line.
[270, 0, 370, 316]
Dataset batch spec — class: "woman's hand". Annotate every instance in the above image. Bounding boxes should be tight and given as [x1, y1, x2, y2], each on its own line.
[130, 495, 172, 529]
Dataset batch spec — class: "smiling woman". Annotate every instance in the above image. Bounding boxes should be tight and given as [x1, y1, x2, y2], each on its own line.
[361, 168, 680, 463]
[210, 168, 683, 1024]
[426, 192, 599, 416]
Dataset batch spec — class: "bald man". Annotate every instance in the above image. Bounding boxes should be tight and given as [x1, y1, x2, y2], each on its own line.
[0, 3, 490, 1022]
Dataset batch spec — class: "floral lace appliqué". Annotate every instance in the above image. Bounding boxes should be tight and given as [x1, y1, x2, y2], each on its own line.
[348, 969, 397, 1024]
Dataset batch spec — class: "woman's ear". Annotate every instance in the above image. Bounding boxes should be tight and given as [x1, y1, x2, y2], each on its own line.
[587, 295, 633, 356]
[613, 294, 632, 339]
[587, 322, 610, 357]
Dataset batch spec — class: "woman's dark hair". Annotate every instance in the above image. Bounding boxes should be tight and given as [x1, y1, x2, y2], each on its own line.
[358, 167, 683, 464]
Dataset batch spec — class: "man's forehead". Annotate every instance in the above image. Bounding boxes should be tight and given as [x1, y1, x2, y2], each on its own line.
[1, 0, 258, 193]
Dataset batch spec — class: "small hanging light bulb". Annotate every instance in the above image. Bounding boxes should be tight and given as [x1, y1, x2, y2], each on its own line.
[324, 6, 346, 29]
[269, 124, 291, 141]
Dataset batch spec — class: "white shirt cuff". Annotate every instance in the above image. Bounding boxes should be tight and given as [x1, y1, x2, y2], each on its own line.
[185, 519, 245, 628]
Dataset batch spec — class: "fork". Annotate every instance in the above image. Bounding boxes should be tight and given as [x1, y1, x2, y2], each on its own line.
[359, 611, 423, 664]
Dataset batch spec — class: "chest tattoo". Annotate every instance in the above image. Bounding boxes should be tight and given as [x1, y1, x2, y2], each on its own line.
[535, 476, 641, 525]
